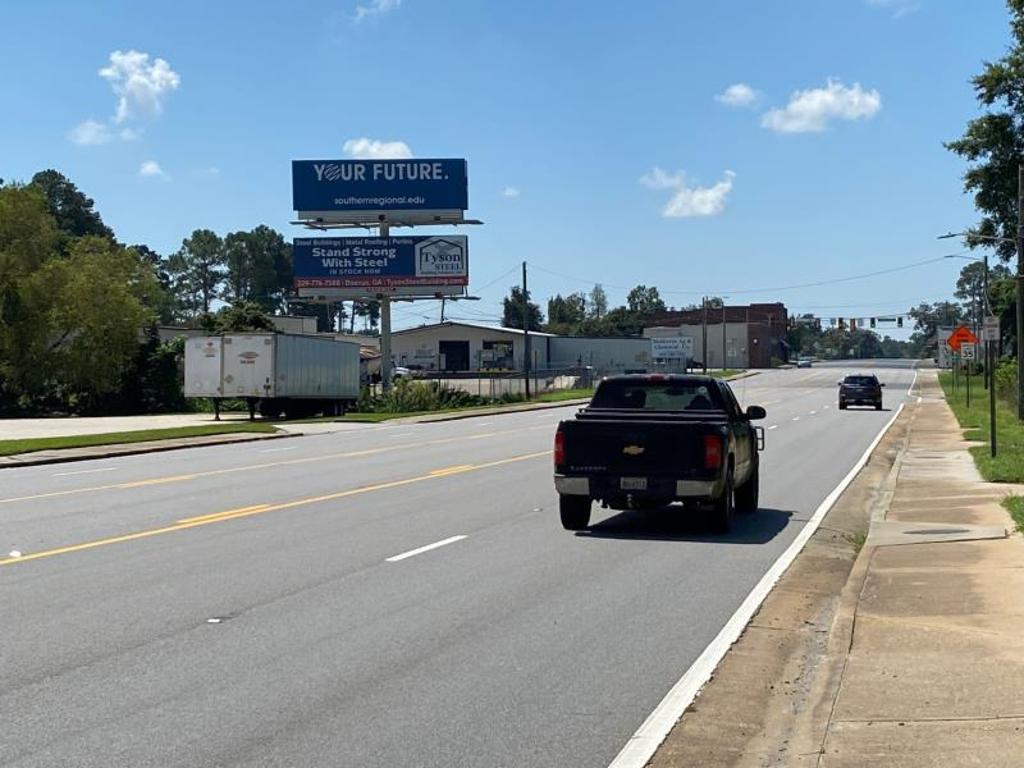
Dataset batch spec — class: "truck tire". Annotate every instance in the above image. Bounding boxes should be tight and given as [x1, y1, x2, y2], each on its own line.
[559, 496, 591, 531]
[735, 462, 759, 514]
[875, 400, 882, 411]
[709, 467, 735, 533]
[839, 401, 847, 410]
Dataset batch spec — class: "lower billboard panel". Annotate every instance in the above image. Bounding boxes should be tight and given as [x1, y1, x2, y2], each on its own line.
[296, 285, 467, 300]
[293, 234, 467, 297]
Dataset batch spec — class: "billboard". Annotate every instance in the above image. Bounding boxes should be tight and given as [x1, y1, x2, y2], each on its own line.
[293, 235, 468, 298]
[650, 336, 694, 360]
[292, 159, 468, 217]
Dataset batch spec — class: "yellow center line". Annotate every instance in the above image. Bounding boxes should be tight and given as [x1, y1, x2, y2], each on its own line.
[0, 450, 552, 568]
[0, 424, 554, 507]
[429, 465, 474, 476]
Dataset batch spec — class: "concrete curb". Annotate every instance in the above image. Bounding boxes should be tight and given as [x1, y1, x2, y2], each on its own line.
[0, 431, 296, 469]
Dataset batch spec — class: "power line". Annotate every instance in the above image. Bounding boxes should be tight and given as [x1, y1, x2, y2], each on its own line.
[470, 263, 520, 294]
[528, 253, 965, 297]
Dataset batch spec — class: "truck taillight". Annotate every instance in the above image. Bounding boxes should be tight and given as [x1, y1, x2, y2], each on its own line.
[554, 428, 565, 467]
[704, 434, 723, 469]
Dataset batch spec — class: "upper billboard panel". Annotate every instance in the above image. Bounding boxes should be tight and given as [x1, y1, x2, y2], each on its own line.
[292, 159, 468, 217]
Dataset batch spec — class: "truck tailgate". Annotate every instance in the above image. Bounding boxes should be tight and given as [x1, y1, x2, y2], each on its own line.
[560, 416, 723, 477]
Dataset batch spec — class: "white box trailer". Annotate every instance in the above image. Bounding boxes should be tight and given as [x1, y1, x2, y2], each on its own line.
[184, 333, 361, 419]
[184, 336, 224, 397]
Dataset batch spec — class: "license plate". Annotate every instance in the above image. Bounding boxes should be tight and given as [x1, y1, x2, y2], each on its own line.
[620, 477, 647, 490]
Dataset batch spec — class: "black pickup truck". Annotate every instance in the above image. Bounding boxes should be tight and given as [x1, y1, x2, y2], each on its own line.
[553, 375, 766, 532]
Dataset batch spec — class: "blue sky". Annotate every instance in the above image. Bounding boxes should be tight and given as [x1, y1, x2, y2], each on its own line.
[0, 0, 1010, 334]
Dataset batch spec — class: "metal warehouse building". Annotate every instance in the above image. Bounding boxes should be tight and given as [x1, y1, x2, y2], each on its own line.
[389, 321, 652, 374]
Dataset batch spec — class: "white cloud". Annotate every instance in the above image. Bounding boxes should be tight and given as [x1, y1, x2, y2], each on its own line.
[68, 119, 111, 145]
[119, 127, 143, 141]
[138, 160, 169, 180]
[640, 167, 735, 218]
[867, 0, 921, 18]
[715, 83, 759, 108]
[639, 167, 684, 190]
[760, 79, 881, 133]
[342, 137, 413, 159]
[502, 186, 520, 198]
[99, 50, 180, 124]
[354, 0, 401, 22]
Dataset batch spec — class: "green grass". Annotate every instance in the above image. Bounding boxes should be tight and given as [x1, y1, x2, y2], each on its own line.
[0, 423, 279, 457]
[1002, 495, 1024, 535]
[534, 388, 595, 402]
[939, 371, 1024, 482]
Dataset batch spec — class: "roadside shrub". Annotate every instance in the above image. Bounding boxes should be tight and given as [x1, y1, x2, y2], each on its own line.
[995, 360, 1018, 411]
[371, 380, 483, 413]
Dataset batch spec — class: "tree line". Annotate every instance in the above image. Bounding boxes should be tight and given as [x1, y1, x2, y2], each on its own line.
[0, 169, 371, 416]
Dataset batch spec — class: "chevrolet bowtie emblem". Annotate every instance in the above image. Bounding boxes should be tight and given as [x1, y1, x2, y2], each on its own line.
[622, 445, 645, 456]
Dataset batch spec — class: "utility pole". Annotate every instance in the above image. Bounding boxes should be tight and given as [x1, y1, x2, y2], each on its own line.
[522, 261, 531, 398]
[985, 251, 997, 456]
[440, 296, 446, 323]
[722, 302, 728, 372]
[1018, 163, 1024, 419]
[702, 296, 708, 372]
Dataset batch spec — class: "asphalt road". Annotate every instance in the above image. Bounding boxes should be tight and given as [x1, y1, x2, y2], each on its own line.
[0, 361, 918, 768]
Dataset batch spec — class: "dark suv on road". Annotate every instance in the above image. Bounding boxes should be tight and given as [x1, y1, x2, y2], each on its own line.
[838, 374, 884, 410]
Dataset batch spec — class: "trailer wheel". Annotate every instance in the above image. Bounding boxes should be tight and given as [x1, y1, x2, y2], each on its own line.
[559, 496, 591, 531]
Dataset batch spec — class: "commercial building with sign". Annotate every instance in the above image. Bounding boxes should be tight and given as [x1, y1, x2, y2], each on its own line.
[644, 303, 790, 369]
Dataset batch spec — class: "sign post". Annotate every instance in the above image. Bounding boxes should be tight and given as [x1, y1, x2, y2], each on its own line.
[984, 316, 1000, 457]
[963, 342, 976, 408]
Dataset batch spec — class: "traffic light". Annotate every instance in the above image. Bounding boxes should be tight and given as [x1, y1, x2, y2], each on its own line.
[838, 318, 845, 329]
[850, 318, 857, 331]
[870, 317, 876, 329]
[897, 316, 904, 328]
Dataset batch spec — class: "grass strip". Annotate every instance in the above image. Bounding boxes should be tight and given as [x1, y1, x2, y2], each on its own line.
[939, 371, 1024, 483]
[1002, 495, 1024, 535]
[0, 423, 278, 457]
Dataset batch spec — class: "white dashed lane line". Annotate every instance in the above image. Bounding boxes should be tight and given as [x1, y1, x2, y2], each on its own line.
[386, 535, 468, 563]
[51, 467, 117, 477]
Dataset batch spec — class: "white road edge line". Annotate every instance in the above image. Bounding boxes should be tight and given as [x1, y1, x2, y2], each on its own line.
[792, 416, 800, 421]
[258, 446, 297, 453]
[767, 425, 778, 431]
[606, 401, 908, 768]
[52, 467, 117, 477]
[385, 535, 468, 563]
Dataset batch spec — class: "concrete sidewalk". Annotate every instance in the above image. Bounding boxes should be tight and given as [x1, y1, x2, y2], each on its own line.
[649, 369, 1024, 767]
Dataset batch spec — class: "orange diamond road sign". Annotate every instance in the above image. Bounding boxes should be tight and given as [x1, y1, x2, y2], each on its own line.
[947, 325, 979, 352]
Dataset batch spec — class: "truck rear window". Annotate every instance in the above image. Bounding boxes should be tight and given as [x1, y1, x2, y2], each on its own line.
[590, 380, 724, 411]
[844, 376, 877, 387]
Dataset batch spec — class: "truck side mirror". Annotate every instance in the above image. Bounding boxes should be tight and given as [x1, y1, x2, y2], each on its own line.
[745, 405, 767, 421]
[880, 383, 887, 387]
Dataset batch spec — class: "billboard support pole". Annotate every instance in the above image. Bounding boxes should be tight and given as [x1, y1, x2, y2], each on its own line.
[379, 222, 393, 392]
